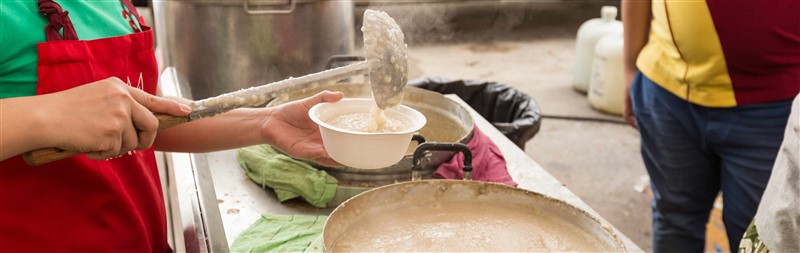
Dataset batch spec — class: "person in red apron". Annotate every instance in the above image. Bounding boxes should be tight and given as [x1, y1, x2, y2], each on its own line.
[0, 1, 341, 251]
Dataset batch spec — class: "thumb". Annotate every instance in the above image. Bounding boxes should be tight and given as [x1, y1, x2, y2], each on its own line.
[315, 157, 344, 168]
[127, 86, 192, 116]
[302, 90, 344, 108]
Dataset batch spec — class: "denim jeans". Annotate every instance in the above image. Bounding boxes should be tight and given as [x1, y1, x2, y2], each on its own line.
[630, 72, 792, 253]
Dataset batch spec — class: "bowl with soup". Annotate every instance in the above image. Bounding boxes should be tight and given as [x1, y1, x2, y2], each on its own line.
[309, 98, 426, 169]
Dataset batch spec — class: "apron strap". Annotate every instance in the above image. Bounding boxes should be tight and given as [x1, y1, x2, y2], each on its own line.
[120, 0, 146, 28]
[37, 0, 79, 41]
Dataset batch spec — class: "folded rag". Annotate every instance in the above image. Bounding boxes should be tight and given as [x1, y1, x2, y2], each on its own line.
[230, 214, 326, 253]
[434, 127, 518, 187]
[237, 145, 338, 208]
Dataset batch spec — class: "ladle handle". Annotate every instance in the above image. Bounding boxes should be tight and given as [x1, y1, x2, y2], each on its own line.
[25, 61, 372, 166]
[411, 143, 473, 181]
[326, 55, 366, 70]
[23, 113, 188, 166]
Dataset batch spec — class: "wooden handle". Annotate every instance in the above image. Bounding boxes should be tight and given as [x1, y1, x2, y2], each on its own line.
[155, 113, 189, 130]
[23, 113, 190, 166]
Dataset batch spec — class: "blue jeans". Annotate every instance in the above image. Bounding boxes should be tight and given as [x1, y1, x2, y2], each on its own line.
[630, 72, 792, 253]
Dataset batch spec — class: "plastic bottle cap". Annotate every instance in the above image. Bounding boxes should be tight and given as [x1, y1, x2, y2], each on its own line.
[601, 6, 618, 21]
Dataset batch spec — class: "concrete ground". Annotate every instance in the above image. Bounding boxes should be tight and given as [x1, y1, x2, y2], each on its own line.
[369, 2, 654, 251]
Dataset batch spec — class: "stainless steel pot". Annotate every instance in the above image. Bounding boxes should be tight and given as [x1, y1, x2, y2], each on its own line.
[323, 148, 626, 251]
[323, 180, 628, 252]
[322, 150, 626, 252]
[268, 82, 475, 205]
[269, 83, 475, 181]
[156, 0, 354, 100]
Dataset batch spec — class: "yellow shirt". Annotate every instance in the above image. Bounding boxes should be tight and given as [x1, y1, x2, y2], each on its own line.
[636, 0, 800, 107]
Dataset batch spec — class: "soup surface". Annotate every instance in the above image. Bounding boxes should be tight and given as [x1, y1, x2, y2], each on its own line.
[330, 201, 611, 252]
[327, 110, 410, 133]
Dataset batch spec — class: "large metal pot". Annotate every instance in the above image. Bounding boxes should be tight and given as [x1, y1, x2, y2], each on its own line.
[269, 83, 474, 180]
[322, 180, 626, 252]
[268, 82, 475, 205]
[323, 148, 626, 251]
[323, 180, 628, 251]
[156, 0, 354, 100]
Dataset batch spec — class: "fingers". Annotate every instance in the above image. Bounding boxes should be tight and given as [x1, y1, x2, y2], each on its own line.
[130, 101, 158, 150]
[122, 80, 190, 149]
[624, 114, 638, 130]
[315, 157, 344, 168]
[319, 91, 345, 103]
[308, 147, 344, 167]
[623, 80, 638, 130]
[622, 97, 638, 130]
[119, 120, 139, 154]
[116, 79, 185, 149]
[302, 91, 344, 108]
[623, 105, 638, 129]
[125, 84, 191, 116]
[86, 115, 139, 160]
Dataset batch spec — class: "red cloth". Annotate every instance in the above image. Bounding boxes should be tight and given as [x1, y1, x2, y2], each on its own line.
[434, 127, 517, 187]
[0, 1, 169, 252]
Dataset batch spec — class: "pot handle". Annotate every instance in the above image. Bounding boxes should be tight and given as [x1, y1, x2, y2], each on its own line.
[325, 55, 366, 70]
[411, 143, 473, 181]
[243, 0, 295, 15]
[411, 134, 426, 145]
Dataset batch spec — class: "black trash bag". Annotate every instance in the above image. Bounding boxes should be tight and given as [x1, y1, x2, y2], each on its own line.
[409, 76, 542, 150]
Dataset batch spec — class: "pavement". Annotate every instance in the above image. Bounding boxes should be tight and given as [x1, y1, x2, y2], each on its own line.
[369, 1, 654, 251]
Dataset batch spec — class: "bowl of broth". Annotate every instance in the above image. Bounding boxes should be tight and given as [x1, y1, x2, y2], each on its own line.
[309, 98, 426, 169]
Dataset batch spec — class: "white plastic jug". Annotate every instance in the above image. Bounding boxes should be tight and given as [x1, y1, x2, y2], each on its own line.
[589, 31, 624, 115]
[573, 6, 623, 93]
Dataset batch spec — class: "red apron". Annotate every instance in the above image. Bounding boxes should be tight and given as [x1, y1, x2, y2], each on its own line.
[0, 1, 169, 251]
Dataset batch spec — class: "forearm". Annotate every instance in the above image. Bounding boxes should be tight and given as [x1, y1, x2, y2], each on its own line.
[622, 0, 652, 84]
[153, 108, 270, 152]
[0, 97, 53, 161]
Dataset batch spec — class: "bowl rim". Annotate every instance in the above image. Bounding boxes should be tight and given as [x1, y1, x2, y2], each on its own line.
[309, 98, 427, 136]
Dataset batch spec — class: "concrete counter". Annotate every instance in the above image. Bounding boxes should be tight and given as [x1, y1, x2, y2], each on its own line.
[160, 91, 642, 252]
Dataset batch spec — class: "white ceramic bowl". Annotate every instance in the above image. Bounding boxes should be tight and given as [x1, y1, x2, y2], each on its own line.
[309, 98, 427, 169]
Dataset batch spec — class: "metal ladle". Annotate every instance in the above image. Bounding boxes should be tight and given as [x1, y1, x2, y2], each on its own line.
[184, 9, 408, 114]
[360, 9, 408, 110]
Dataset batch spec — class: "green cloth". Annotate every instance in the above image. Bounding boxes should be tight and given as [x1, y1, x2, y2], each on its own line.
[237, 145, 338, 208]
[230, 214, 326, 253]
[1, 1, 141, 98]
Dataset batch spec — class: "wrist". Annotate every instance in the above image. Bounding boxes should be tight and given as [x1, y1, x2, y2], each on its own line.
[256, 107, 276, 145]
[0, 96, 58, 160]
[29, 94, 61, 149]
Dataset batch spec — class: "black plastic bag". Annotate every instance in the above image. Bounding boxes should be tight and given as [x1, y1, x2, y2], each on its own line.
[409, 77, 542, 150]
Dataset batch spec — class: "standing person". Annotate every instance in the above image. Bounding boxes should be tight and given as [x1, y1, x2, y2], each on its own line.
[0, 0, 341, 251]
[621, 1, 800, 252]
